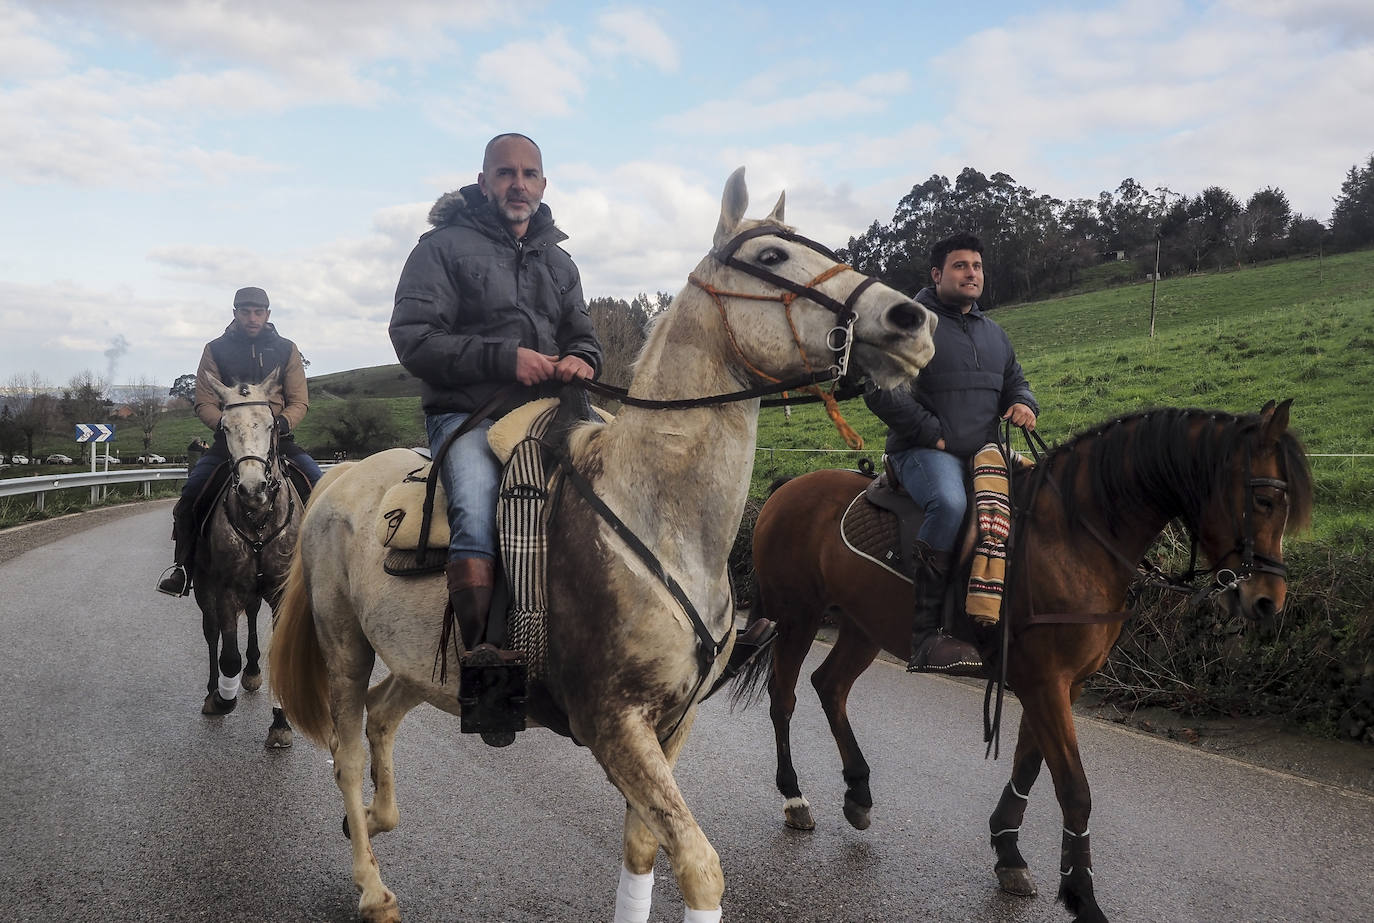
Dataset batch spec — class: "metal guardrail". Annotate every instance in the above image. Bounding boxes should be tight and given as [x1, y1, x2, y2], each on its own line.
[0, 467, 187, 510]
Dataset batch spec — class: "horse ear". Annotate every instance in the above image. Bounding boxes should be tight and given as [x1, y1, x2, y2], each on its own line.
[767, 190, 785, 224]
[714, 166, 749, 250]
[1262, 398, 1292, 443]
[203, 371, 228, 399]
[1259, 399, 1276, 416]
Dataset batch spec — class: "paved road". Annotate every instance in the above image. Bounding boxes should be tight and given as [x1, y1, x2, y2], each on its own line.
[2, 503, 1372, 922]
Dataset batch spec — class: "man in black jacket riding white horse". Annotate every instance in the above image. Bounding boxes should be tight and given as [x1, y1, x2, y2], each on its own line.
[389, 132, 603, 654]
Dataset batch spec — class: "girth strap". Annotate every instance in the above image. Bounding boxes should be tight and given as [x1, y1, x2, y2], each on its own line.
[551, 450, 729, 680]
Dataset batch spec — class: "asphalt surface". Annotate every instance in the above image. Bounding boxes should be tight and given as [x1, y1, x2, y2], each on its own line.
[2, 502, 1373, 922]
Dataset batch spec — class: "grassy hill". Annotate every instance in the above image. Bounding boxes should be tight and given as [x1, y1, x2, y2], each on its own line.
[750, 248, 1374, 543]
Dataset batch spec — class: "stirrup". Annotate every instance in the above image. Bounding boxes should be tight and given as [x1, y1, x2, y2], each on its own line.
[907, 629, 984, 678]
[702, 619, 777, 701]
[156, 564, 190, 597]
[458, 644, 527, 747]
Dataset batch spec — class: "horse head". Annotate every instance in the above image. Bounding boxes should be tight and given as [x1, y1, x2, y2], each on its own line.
[204, 369, 282, 513]
[1199, 399, 1313, 624]
[679, 167, 934, 392]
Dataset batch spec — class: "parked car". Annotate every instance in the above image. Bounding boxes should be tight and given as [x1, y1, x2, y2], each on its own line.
[45, 454, 74, 464]
[10, 454, 28, 465]
[137, 453, 166, 464]
[102, 456, 121, 464]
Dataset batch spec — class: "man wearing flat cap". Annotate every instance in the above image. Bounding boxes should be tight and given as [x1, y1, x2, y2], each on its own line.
[156, 286, 322, 596]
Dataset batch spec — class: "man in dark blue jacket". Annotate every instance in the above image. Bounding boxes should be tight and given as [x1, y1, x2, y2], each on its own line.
[864, 232, 1038, 675]
[389, 133, 602, 647]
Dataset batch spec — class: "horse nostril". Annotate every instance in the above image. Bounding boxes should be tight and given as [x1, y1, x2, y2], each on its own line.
[888, 302, 923, 331]
[1253, 596, 1277, 622]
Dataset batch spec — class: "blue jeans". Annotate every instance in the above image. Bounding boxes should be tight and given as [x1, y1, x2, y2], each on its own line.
[890, 447, 967, 552]
[426, 412, 500, 562]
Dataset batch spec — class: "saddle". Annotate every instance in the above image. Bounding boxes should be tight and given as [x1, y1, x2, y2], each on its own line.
[841, 445, 1024, 626]
[371, 389, 609, 744]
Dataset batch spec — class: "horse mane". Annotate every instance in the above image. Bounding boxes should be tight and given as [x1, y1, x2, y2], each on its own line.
[1037, 407, 1313, 535]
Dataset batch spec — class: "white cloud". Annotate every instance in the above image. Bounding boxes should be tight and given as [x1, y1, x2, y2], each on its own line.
[657, 69, 911, 135]
[924, 0, 1374, 219]
[590, 8, 679, 71]
[0, 1, 68, 79]
[474, 31, 590, 118]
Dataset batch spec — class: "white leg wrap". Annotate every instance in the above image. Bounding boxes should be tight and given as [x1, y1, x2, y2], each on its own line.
[218, 671, 241, 701]
[613, 865, 653, 923]
[683, 907, 722, 923]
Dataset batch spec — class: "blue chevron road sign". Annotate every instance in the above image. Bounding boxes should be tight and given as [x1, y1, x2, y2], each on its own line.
[75, 423, 115, 442]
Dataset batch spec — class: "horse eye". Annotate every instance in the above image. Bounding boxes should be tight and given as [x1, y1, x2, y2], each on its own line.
[1254, 495, 1275, 513]
[757, 246, 788, 266]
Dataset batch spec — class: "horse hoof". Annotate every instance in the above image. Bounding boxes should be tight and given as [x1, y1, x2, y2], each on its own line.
[242, 670, 263, 692]
[202, 691, 237, 715]
[996, 865, 1037, 897]
[784, 802, 815, 831]
[360, 891, 400, 923]
[265, 728, 293, 749]
[842, 795, 871, 831]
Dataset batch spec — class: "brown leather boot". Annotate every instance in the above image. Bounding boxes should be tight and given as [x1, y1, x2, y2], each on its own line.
[445, 557, 495, 650]
[908, 547, 983, 677]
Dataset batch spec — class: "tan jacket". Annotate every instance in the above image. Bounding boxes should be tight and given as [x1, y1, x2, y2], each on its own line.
[192, 322, 309, 432]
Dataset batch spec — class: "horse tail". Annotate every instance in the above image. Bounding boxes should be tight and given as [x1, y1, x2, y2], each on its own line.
[729, 582, 774, 710]
[268, 545, 334, 747]
[766, 475, 793, 496]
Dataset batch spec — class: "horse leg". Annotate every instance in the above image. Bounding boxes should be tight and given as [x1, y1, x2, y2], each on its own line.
[264, 603, 293, 749]
[989, 712, 1044, 897]
[201, 602, 240, 715]
[810, 623, 881, 831]
[242, 598, 264, 692]
[329, 651, 400, 923]
[357, 675, 424, 838]
[1017, 680, 1107, 923]
[598, 716, 723, 921]
[617, 783, 665, 923]
[768, 602, 824, 831]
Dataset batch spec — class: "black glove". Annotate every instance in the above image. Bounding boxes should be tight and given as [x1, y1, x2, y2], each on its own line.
[274, 416, 291, 436]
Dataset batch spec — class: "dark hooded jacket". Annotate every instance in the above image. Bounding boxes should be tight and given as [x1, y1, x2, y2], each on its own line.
[193, 321, 309, 432]
[389, 185, 603, 418]
[864, 286, 1037, 459]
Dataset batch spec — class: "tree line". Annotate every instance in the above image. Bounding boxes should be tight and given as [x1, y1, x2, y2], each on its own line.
[0, 371, 169, 461]
[837, 153, 1374, 307]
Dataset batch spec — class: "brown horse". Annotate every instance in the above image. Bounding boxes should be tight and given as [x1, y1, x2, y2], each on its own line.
[735, 401, 1312, 923]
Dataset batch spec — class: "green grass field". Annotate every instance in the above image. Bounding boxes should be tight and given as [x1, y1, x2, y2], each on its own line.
[751, 248, 1374, 545]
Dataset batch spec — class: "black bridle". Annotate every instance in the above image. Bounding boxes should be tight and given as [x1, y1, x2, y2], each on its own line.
[219, 393, 293, 558]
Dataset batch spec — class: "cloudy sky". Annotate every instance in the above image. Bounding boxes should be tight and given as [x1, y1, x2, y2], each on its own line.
[2, 0, 1371, 389]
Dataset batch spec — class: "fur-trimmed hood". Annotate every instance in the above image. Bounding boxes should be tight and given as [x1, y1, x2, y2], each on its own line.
[426, 183, 558, 238]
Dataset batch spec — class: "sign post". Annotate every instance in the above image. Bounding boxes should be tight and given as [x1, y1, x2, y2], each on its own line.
[75, 423, 116, 501]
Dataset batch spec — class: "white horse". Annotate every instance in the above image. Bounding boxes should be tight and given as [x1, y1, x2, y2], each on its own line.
[270, 168, 936, 922]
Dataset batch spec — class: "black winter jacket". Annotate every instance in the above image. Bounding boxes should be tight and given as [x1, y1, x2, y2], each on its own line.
[389, 185, 603, 418]
[864, 286, 1037, 459]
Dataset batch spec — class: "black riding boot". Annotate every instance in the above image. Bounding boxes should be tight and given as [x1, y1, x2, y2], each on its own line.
[908, 546, 983, 677]
[156, 496, 194, 597]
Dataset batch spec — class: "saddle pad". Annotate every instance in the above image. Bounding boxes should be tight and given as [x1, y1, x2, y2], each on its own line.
[375, 463, 450, 551]
[966, 444, 1014, 625]
[488, 397, 614, 464]
[839, 492, 915, 584]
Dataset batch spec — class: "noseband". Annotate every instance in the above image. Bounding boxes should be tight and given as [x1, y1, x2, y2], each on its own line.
[694, 224, 881, 380]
